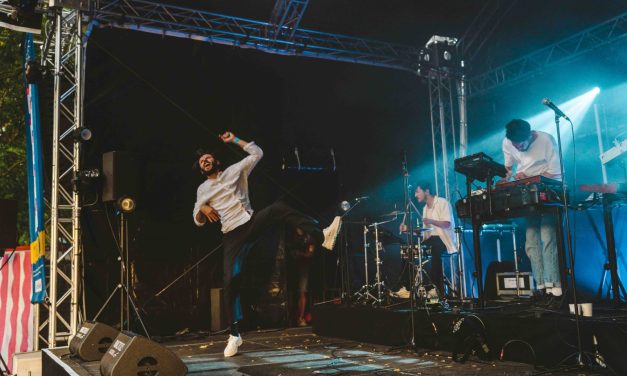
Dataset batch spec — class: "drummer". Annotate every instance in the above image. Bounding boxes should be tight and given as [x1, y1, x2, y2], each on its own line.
[402, 183, 457, 297]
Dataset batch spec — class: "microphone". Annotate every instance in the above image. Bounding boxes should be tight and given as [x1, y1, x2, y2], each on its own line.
[542, 98, 570, 121]
[294, 147, 301, 170]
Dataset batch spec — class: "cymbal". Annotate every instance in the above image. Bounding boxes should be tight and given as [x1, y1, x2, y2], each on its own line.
[379, 210, 402, 217]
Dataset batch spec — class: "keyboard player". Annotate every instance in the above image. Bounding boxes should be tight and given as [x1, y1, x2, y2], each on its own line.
[497, 119, 563, 299]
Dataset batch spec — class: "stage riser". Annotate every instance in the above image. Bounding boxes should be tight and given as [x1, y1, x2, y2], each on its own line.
[313, 304, 627, 373]
[313, 305, 412, 346]
[43, 348, 88, 376]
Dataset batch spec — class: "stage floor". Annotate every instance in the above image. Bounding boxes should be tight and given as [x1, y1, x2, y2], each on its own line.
[45, 326, 545, 375]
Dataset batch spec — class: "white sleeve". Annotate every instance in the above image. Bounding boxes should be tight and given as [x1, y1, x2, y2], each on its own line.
[502, 138, 514, 168]
[227, 142, 264, 177]
[192, 186, 208, 227]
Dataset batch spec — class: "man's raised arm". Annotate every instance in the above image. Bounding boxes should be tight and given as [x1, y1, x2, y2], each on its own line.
[219, 131, 263, 175]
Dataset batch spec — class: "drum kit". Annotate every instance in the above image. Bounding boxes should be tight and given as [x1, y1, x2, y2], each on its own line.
[349, 207, 456, 307]
[344, 154, 469, 308]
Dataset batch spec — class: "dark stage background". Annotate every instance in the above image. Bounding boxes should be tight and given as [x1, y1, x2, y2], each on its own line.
[70, 0, 627, 334]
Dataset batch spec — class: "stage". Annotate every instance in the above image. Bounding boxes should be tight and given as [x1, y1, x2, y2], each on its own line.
[313, 301, 627, 375]
[41, 300, 627, 375]
[43, 326, 538, 376]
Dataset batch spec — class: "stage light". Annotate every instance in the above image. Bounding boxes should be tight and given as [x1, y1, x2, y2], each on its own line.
[592, 87, 601, 95]
[72, 127, 92, 142]
[116, 196, 136, 214]
[472, 87, 602, 158]
[340, 201, 351, 212]
[419, 49, 431, 63]
[528, 86, 600, 135]
[420, 35, 460, 71]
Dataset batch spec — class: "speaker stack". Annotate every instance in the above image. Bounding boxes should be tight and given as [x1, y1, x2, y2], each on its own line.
[102, 151, 140, 202]
[69, 321, 187, 375]
[69, 321, 119, 362]
[100, 331, 187, 376]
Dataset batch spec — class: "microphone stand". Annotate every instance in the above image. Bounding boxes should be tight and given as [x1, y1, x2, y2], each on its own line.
[401, 153, 418, 349]
[552, 114, 585, 367]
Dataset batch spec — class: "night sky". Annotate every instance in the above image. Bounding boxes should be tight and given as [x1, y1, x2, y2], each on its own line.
[74, 0, 627, 331]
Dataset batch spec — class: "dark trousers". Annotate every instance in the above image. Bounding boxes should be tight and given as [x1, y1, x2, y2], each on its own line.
[222, 201, 323, 328]
[423, 236, 446, 295]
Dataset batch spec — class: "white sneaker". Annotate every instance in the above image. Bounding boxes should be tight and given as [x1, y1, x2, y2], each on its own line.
[224, 334, 243, 357]
[391, 287, 410, 299]
[549, 287, 563, 297]
[427, 288, 439, 300]
[322, 216, 342, 250]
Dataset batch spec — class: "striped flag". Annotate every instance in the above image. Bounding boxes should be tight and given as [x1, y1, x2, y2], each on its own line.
[0, 247, 34, 373]
[24, 33, 46, 303]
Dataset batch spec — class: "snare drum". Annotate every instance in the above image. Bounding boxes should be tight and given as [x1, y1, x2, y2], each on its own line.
[400, 244, 431, 260]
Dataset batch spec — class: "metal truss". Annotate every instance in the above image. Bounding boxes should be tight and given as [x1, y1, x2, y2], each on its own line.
[40, 7, 85, 348]
[426, 70, 462, 203]
[468, 11, 627, 97]
[92, 0, 421, 72]
[268, 0, 309, 41]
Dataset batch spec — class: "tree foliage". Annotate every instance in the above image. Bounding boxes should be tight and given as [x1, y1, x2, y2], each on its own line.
[0, 29, 29, 245]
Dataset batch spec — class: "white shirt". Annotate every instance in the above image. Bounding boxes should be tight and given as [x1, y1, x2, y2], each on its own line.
[193, 142, 263, 233]
[502, 131, 561, 181]
[422, 196, 457, 254]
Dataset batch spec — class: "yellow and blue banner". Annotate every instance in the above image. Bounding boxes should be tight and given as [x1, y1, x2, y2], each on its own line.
[24, 34, 46, 303]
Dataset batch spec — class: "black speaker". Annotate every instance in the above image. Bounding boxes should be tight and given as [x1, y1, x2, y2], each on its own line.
[0, 199, 18, 250]
[69, 321, 120, 361]
[100, 332, 187, 376]
[102, 151, 141, 202]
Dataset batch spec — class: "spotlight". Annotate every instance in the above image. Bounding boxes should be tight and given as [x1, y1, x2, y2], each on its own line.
[116, 196, 136, 214]
[419, 49, 431, 63]
[72, 127, 92, 142]
[340, 201, 351, 212]
[421, 35, 460, 71]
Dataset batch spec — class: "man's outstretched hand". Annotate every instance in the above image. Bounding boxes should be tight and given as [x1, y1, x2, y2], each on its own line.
[219, 131, 236, 144]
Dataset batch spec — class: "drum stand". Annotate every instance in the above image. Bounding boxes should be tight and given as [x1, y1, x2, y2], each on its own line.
[412, 234, 429, 299]
[353, 224, 378, 304]
[354, 217, 398, 305]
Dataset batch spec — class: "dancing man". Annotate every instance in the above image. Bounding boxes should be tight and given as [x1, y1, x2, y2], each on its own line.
[498, 119, 562, 298]
[193, 131, 326, 357]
